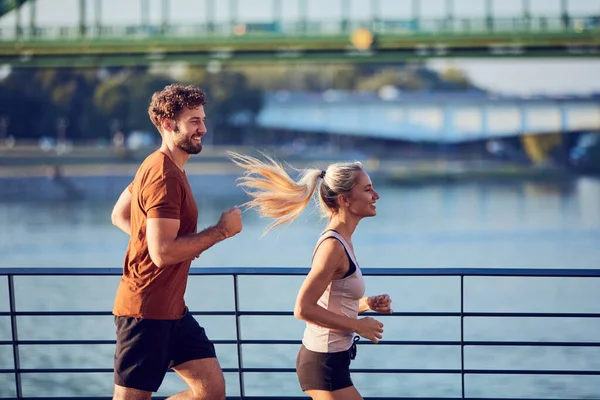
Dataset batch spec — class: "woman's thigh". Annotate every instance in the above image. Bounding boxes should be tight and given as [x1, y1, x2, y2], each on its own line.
[306, 385, 363, 400]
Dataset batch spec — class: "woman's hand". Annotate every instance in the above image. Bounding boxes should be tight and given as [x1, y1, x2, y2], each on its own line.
[367, 294, 393, 314]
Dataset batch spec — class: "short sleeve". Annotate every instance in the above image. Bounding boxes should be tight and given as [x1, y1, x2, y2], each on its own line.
[141, 176, 183, 220]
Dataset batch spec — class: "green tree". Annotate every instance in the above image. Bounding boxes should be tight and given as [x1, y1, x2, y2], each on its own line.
[0, 68, 56, 141]
[93, 76, 131, 139]
[439, 66, 475, 90]
[35, 68, 103, 141]
[181, 66, 264, 145]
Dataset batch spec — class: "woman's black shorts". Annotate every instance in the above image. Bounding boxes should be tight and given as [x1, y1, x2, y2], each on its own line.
[296, 337, 359, 392]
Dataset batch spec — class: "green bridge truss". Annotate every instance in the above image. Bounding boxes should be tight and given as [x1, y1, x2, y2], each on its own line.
[0, 0, 598, 67]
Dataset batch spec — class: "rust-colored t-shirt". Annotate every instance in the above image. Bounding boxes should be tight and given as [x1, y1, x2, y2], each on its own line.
[113, 151, 198, 320]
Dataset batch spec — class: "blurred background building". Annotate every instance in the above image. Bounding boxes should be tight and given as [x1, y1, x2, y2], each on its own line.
[0, 0, 599, 179]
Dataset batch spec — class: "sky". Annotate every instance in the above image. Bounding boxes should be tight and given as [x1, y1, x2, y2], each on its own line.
[3, 0, 599, 24]
[1, 0, 600, 95]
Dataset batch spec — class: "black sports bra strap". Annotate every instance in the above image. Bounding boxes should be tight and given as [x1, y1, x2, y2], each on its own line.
[312, 230, 359, 278]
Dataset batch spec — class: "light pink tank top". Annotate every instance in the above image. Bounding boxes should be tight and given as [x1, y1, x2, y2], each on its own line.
[302, 230, 366, 353]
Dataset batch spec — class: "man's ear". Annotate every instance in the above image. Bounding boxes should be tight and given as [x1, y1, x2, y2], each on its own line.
[160, 119, 174, 132]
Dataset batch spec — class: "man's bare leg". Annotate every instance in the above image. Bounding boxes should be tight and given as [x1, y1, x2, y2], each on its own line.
[167, 358, 225, 400]
[166, 389, 193, 399]
[113, 384, 152, 400]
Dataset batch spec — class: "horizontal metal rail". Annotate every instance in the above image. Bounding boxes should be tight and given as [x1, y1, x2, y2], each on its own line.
[7, 395, 536, 400]
[2, 310, 600, 317]
[2, 267, 600, 276]
[1, 339, 599, 347]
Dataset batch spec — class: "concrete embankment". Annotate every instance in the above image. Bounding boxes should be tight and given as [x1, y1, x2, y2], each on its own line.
[0, 145, 575, 201]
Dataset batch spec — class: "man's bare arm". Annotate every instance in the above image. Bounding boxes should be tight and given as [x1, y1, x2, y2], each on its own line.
[146, 206, 242, 267]
[111, 187, 132, 235]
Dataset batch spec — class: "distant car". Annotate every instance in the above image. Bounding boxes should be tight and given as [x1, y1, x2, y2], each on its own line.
[126, 131, 156, 150]
[583, 16, 600, 29]
[569, 132, 600, 173]
[572, 16, 600, 32]
[38, 136, 56, 152]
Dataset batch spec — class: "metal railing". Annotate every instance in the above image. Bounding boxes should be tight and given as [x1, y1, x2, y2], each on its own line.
[0, 267, 599, 400]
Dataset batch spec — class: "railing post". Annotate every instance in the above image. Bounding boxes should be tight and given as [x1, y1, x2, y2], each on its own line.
[233, 275, 245, 399]
[8, 275, 23, 399]
[460, 275, 465, 400]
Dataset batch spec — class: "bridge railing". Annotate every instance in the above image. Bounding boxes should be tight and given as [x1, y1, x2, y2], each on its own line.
[0, 267, 599, 400]
[1, 16, 598, 41]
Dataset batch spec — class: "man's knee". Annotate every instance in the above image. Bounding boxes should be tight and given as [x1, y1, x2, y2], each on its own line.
[191, 374, 225, 400]
[174, 358, 225, 400]
[211, 381, 226, 400]
[200, 389, 225, 400]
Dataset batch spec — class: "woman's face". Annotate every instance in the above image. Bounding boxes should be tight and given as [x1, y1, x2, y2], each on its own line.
[344, 170, 380, 218]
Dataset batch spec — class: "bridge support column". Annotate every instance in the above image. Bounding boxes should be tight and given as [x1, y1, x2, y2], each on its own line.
[560, 0, 569, 30]
[141, 0, 149, 33]
[299, 0, 308, 34]
[206, 0, 215, 34]
[443, 105, 454, 144]
[445, 0, 453, 31]
[341, 0, 350, 32]
[520, 106, 528, 134]
[273, 0, 282, 28]
[370, 0, 380, 28]
[29, 0, 36, 37]
[559, 105, 570, 163]
[161, 0, 169, 35]
[78, 0, 86, 38]
[412, 0, 420, 31]
[522, 0, 531, 30]
[485, 0, 493, 32]
[230, 0, 237, 31]
[481, 105, 489, 139]
[15, 0, 22, 39]
[94, 0, 101, 37]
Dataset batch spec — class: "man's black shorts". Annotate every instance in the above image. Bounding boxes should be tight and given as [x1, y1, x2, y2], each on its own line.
[114, 310, 217, 392]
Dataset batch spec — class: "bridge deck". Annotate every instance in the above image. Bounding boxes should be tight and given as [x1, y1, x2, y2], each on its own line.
[1, 15, 599, 66]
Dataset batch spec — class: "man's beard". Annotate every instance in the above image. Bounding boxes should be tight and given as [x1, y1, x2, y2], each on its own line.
[176, 136, 202, 154]
[174, 126, 202, 154]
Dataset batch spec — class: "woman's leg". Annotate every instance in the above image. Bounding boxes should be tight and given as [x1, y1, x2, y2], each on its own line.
[305, 385, 363, 400]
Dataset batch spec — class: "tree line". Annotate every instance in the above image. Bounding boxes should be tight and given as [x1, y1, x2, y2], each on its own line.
[0, 62, 479, 145]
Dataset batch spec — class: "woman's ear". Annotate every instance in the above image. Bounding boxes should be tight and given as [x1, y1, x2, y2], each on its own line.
[337, 193, 349, 207]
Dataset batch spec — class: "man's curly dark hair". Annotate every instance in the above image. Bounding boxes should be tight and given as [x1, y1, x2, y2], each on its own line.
[148, 84, 207, 132]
